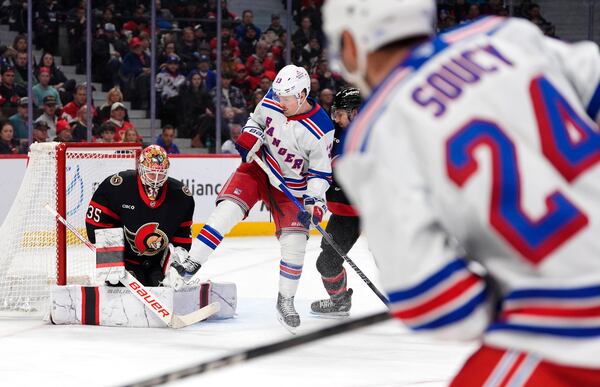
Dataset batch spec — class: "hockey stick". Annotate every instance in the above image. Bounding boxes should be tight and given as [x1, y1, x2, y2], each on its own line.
[44, 204, 220, 328]
[251, 156, 389, 305]
[123, 310, 391, 386]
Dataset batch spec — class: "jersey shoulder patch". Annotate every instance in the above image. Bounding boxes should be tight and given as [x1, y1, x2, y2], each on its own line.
[110, 174, 123, 186]
[166, 177, 191, 197]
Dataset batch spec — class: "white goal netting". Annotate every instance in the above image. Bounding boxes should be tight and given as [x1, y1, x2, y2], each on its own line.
[0, 142, 140, 316]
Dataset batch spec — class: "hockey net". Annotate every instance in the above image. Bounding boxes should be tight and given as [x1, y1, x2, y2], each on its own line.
[0, 142, 141, 316]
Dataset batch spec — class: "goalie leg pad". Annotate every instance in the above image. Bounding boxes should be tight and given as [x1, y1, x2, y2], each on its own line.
[51, 282, 237, 327]
[173, 281, 237, 319]
[50, 285, 175, 328]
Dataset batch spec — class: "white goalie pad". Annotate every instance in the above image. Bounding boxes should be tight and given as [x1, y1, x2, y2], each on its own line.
[49, 282, 236, 327]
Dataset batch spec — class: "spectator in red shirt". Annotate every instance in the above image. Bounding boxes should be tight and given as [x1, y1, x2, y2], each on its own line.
[108, 102, 134, 141]
[247, 58, 265, 90]
[210, 25, 241, 60]
[54, 119, 73, 142]
[62, 84, 96, 123]
[245, 40, 275, 72]
[232, 63, 252, 102]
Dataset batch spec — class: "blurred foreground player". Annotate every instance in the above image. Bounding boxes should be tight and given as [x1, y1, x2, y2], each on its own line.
[311, 87, 362, 317]
[325, 0, 600, 384]
[85, 144, 195, 286]
[170, 64, 334, 332]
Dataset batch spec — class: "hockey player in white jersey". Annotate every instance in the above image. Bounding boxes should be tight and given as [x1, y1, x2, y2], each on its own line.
[170, 64, 334, 332]
[324, 0, 600, 384]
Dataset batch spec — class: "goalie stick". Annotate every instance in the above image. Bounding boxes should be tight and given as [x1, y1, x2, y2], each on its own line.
[123, 310, 391, 386]
[251, 155, 389, 305]
[44, 204, 220, 328]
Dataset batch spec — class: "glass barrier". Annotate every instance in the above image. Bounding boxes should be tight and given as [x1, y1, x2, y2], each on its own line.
[2, 1, 598, 154]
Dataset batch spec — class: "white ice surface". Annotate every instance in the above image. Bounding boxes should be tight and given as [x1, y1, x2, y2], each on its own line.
[0, 236, 476, 386]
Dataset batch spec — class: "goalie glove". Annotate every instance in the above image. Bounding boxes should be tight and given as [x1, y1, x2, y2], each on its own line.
[162, 244, 202, 289]
[235, 126, 265, 163]
[171, 258, 202, 278]
[297, 195, 327, 228]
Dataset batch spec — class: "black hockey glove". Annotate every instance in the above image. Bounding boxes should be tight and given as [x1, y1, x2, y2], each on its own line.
[171, 258, 202, 277]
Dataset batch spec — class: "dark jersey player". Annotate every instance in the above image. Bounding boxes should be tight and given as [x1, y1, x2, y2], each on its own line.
[85, 144, 195, 286]
[311, 87, 362, 317]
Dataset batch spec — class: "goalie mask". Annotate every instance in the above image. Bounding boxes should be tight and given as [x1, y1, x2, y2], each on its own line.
[138, 145, 170, 200]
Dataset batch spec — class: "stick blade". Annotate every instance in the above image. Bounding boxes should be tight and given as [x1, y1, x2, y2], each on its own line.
[170, 302, 221, 329]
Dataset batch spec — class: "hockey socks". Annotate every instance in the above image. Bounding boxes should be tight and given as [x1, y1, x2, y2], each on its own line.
[277, 233, 307, 298]
[311, 269, 352, 317]
[322, 268, 347, 297]
[189, 200, 245, 264]
[279, 260, 303, 296]
[197, 225, 223, 250]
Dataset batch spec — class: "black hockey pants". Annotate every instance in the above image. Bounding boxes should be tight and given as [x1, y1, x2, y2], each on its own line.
[316, 214, 361, 278]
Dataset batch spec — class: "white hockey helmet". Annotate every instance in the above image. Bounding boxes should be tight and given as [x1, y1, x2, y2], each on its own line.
[272, 64, 311, 100]
[323, 0, 436, 94]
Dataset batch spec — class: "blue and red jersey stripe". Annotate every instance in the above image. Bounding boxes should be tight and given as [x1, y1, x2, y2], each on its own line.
[262, 97, 283, 114]
[196, 224, 223, 250]
[307, 168, 332, 184]
[299, 118, 326, 140]
[388, 258, 488, 330]
[489, 285, 600, 337]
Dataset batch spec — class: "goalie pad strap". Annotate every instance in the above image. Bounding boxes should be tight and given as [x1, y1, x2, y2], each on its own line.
[81, 287, 100, 325]
[96, 262, 125, 268]
[200, 283, 211, 308]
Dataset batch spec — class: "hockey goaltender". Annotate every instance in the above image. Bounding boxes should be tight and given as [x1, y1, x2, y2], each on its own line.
[49, 145, 236, 327]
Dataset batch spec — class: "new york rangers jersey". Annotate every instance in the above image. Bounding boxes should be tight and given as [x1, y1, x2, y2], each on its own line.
[245, 89, 334, 199]
[337, 16, 600, 368]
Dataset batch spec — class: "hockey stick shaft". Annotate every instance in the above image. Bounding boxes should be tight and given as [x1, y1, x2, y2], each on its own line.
[44, 204, 218, 328]
[123, 310, 391, 386]
[251, 156, 389, 305]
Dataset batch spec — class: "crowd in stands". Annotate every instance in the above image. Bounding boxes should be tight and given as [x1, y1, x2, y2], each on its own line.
[0, 0, 556, 155]
[437, 0, 556, 37]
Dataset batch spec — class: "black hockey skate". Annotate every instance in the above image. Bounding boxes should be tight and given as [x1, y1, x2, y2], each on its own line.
[310, 288, 353, 318]
[276, 293, 300, 334]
